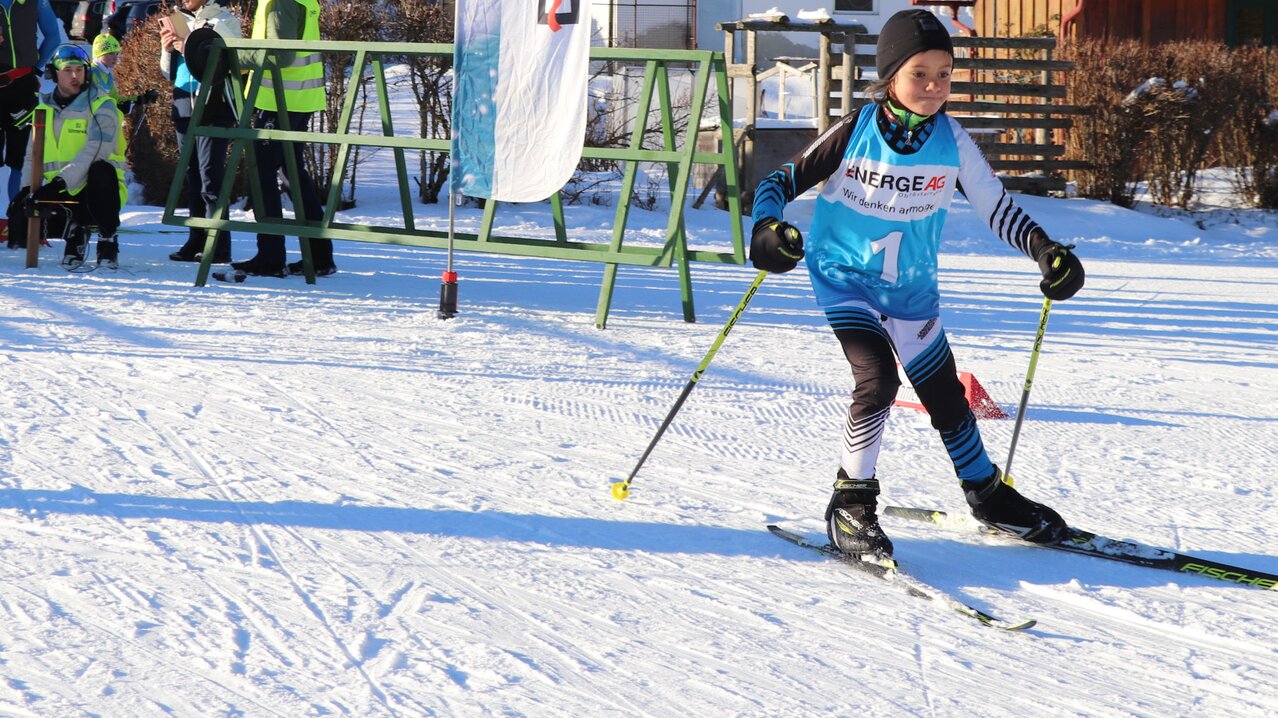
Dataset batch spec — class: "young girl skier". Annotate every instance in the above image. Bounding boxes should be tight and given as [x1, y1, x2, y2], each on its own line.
[750, 9, 1085, 559]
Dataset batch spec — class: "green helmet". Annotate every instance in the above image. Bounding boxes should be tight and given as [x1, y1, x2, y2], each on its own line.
[50, 43, 91, 70]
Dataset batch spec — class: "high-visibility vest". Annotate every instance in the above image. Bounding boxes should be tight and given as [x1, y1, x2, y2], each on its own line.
[89, 62, 118, 100]
[37, 94, 128, 207]
[251, 0, 324, 113]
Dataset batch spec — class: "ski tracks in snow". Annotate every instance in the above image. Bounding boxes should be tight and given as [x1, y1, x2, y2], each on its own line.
[155, 421, 400, 717]
[1, 246, 1276, 715]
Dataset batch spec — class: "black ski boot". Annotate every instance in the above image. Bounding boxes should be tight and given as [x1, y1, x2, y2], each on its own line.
[96, 236, 119, 269]
[825, 470, 894, 560]
[61, 228, 86, 269]
[962, 467, 1067, 543]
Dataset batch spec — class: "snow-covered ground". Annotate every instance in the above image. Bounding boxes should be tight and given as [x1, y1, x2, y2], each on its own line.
[1, 70, 1277, 714]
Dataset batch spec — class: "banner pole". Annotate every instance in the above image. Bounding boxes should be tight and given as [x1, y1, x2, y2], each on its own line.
[438, 185, 458, 319]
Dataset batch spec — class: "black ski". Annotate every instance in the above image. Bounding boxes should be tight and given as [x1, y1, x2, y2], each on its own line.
[768, 525, 1037, 631]
[884, 506, 1278, 592]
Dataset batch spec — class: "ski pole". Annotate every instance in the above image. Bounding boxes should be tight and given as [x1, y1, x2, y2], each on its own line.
[1003, 296, 1052, 481]
[611, 270, 768, 501]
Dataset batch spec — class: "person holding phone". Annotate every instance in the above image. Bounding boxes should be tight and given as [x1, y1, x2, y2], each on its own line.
[160, 0, 241, 264]
[228, 0, 332, 278]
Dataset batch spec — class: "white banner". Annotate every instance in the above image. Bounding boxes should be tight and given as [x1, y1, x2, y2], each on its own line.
[452, 1, 592, 202]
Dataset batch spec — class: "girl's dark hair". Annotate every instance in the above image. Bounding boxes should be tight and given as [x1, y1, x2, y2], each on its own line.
[864, 77, 893, 104]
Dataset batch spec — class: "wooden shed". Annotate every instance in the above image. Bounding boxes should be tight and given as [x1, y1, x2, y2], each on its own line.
[969, 0, 1274, 46]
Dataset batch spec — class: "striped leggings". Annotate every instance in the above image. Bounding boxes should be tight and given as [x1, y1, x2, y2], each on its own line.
[825, 301, 994, 483]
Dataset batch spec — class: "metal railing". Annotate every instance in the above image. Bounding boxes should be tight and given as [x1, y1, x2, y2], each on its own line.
[166, 39, 744, 328]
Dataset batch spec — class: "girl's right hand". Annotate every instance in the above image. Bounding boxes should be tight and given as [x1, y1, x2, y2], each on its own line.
[750, 219, 805, 273]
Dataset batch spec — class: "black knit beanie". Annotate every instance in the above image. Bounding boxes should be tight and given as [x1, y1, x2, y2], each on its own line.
[876, 10, 954, 82]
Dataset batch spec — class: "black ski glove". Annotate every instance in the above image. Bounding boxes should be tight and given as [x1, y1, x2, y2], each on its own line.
[750, 219, 804, 273]
[1030, 232, 1084, 301]
[139, 88, 160, 105]
[32, 177, 68, 204]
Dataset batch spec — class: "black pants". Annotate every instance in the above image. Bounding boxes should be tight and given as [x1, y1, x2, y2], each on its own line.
[174, 113, 231, 259]
[250, 110, 332, 267]
[0, 73, 38, 170]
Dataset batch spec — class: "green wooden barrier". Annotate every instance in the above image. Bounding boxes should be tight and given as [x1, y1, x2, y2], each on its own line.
[164, 39, 745, 328]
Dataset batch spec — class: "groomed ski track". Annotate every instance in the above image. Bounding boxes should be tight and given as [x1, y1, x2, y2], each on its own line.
[0, 194, 1275, 716]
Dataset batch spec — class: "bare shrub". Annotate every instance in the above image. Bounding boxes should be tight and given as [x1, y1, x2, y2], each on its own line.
[1135, 43, 1225, 208]
[114, 13, 174, 206]
[561, 62, 695, 208]
[1066, 40, 1278, 209]
[384, 0, 453, 204]
[1214, 46, 1278, 208]
[311, 0, 384, 208]
[1062, 40, 1152, 207]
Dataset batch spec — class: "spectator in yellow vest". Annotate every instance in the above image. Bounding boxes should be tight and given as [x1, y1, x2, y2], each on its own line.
[230, 0, 332, 278]
[9, 44, 128, 269]
[90, 33, 159, 113]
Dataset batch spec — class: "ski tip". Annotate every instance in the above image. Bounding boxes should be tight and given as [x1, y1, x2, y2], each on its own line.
[884, 505, 950, 523]
[975, 613, 1037, 631]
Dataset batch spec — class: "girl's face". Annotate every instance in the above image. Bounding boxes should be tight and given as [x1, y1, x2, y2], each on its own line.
[889, 49, 952, 117]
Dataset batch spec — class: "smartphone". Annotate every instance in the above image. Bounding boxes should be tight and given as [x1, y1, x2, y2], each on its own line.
[159, 16, 174, 35]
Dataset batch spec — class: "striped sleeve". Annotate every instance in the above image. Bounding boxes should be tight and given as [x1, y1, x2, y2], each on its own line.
[751, 111, 860, 226]
[948, 117, 1044, 259]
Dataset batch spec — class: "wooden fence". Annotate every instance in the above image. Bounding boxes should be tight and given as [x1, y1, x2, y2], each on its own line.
[720, 20, 1087, 194]
[841, 33, 1085, 194]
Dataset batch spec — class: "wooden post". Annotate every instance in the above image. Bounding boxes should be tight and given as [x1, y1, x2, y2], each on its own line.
[743, 27, 758, 203]
[25, 107, 46, 269]
[1039, 44, 1052, 150]
[841, 32, 854, 116]
[816, 31, 830, 134]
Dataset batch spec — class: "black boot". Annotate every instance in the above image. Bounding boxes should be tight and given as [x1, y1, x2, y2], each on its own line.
[962, 467, 1067, 543]
[61, 228, 86, 269]
[231, 257, 288, 278]
[287, 259, 337, 276]
[96, 237, 119, 269]
[825, 470, 893, 559]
